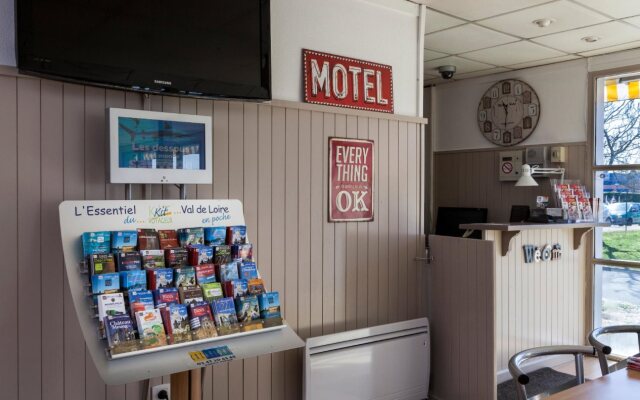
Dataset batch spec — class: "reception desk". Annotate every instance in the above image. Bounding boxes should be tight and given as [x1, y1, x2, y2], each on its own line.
[428, 223, 600, 400]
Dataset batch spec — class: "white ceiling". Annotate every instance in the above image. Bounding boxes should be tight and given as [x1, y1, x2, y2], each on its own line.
[424, 0, 640, 84]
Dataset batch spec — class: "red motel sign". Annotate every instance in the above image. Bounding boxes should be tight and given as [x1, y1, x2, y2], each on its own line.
[303, 49, 394, 114]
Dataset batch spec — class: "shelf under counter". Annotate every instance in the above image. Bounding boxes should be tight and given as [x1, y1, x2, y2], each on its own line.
[459, 222, 608, 256]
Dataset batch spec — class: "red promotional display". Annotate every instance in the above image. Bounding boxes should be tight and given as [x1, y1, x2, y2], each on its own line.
[303, 49, 393, 113]
[329, 138, 374, 222]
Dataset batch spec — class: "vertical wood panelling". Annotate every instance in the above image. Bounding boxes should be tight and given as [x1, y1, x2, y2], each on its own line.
[322, 112, 336, 335]
[284, 108, 299, 400]
[333, 114, 347, 333]
[41, 80, 65, 400]
[298, 110, 312, 340]
[212, 100, 231, 400]
[397, 122, 409, 322]
[367, 118, 379, 327]
[83, 85, 110, 400]
[356, 116, 369, 329]
[270, 107, 286, 400]
[228, 102, 245, 400]
[242, 103, 259, 400]
[387, 121, 400, 323]
[0, 76, 18, 400]
[377, 120, 390, 325]
[493, 229, 587, 372]
[256, 104, 273, 400]
[345, 115, 358, 331]
[309, 111, 324, 338]
[429, 235, 495, 400]
[434, 144, 588, 223]
[62, 83, 87, 400]
[17, 78, 42, 400]
[1, 72, 427, 400]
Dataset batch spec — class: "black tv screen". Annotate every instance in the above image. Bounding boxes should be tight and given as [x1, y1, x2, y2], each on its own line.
[435, 207, 488, 240]
[16, 0, 271, 100]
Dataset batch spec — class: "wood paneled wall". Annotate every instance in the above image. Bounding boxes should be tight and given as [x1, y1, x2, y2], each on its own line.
[428, 228, 588, 400]
[428, 235, 495, 400]
[433, 143, 590, 223]
[0, 70, 427, 400]
[486, 228, 587, 376]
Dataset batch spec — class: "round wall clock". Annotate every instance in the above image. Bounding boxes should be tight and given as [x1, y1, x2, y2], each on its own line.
[477, 79, 540, 147]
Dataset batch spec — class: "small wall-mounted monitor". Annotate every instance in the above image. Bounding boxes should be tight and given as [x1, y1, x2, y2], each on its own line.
[108, 108, 212, 184]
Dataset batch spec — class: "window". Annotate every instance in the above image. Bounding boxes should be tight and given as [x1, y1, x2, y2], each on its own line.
[593, 73, 640, 357]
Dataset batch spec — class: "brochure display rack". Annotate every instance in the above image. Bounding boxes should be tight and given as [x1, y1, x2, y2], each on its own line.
[59, 199, 304, 385]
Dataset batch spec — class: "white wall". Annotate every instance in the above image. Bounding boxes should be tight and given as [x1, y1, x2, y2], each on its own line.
[271, 0, 420, 116]
[0, 0, 422, 116]
[431, 47, 640, 152]
[432, 59, 589, 152]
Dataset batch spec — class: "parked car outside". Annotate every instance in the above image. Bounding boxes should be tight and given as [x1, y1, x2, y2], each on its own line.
[606, 202, 640, 225]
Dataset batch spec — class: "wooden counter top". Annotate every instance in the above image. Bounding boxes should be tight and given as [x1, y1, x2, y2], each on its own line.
[459, 222, 604, 231]
[459, 222, 606, 256]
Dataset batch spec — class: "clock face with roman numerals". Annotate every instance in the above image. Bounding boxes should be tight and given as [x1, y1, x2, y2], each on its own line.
[477, 79, 540, 147]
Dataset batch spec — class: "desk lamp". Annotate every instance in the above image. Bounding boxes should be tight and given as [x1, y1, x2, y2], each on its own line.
[515, 164, 565, 187]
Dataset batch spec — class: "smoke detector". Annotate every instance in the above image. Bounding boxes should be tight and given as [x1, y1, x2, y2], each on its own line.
[581, 36, 600, 43]
[532, 18, 554, 28]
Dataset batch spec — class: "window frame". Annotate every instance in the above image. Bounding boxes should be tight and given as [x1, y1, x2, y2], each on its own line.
[589, 66, 640, 337]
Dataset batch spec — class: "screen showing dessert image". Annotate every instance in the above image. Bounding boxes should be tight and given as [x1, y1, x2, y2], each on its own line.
[118, 117, 206, 170]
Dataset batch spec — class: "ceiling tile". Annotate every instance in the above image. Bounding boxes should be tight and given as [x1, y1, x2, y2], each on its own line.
[425, 8, 466, 33]
[423, 49, 449, 60]
[460, 40, 566, 66]
[423, 56, 495, 75]
[573, 0, 640, 19]
[454, 67, 512, 80]
[531, 21, 640, 53]
[506, 54, 580, 69]
[623, 15, 640, 28]
[477, 0, 610, 38]
[426, 0, 552, 21]
[578, 40, 640, 56]
[425, 24, 518, 54]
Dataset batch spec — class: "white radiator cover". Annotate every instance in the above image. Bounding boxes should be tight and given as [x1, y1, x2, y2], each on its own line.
[304, 318, 430, 400]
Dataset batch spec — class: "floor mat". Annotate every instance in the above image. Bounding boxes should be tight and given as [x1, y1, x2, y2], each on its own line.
[497, 367, 577, 400]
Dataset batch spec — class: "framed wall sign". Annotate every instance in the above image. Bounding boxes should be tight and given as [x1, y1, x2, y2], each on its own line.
[303, 49, 393, 113]
[329, 137, 374, 222]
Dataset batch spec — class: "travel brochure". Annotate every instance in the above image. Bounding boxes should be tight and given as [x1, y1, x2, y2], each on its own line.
[82, 224, 282, 356]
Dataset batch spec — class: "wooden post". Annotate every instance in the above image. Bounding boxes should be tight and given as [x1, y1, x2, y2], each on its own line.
[171, 371, 190, 400]
[170, 369, 202, 400]
[190, 368, 202, 400]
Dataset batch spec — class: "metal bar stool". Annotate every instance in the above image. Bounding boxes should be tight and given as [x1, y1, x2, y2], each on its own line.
[508, 345, 596, 400]
[588, 325, 640, 375]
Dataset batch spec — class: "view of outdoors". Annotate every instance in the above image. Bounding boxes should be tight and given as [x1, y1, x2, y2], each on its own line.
[596, 81, 640, 355]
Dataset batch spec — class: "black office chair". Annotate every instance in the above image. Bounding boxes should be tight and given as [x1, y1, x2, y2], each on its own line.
[508, 345, 596, 400]
[588, 325, 640, 375]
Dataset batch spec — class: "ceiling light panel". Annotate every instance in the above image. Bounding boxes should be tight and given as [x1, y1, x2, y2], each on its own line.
[532, 21, 640, 53]
[477, 0, 610, 38]
[424, 24, 518, 54]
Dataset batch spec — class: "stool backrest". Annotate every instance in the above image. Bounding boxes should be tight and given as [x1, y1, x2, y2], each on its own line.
[508, 345, 595, 400]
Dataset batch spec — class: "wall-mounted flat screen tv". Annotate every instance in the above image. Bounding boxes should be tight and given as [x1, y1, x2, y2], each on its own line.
[108, 108, 212, 184]
[17, 0, 271, 100]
